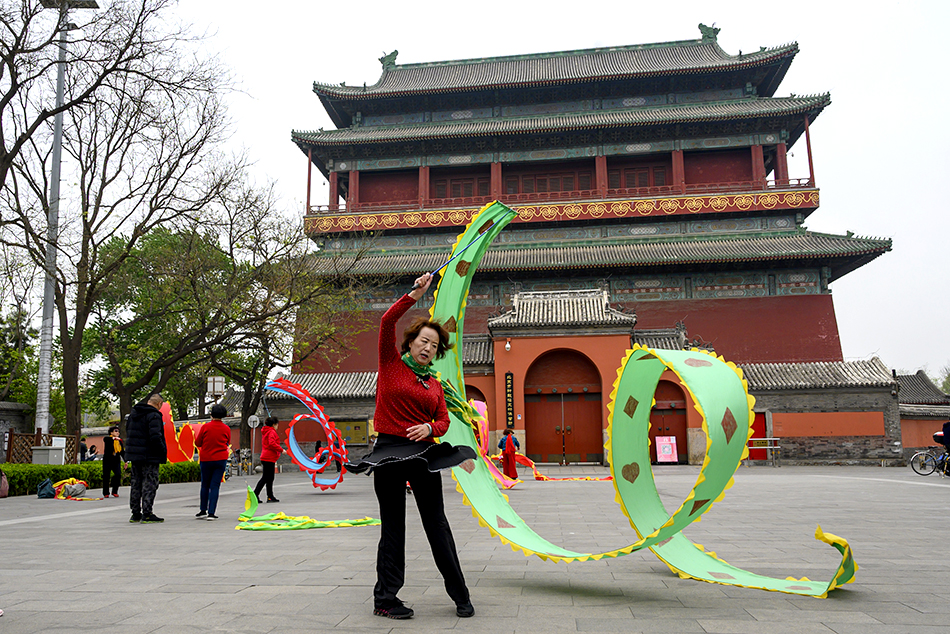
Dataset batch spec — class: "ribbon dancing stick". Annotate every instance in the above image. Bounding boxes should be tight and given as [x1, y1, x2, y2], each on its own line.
[412, 202, 518, 289]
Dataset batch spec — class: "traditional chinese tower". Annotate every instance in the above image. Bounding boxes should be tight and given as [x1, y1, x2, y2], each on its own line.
[289, 26, 891, 464]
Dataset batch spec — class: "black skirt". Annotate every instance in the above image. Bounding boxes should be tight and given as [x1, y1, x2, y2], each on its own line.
[345, 433, 477, 475]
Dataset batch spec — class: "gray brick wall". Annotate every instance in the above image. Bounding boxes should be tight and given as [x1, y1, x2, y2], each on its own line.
[751, 387, 903, 463]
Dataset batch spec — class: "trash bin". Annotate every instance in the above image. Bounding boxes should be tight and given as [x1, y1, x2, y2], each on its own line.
[32, 446, 65, 465]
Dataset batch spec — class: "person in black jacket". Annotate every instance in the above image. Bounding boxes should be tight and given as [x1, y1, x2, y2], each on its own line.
[125, 393, 167, 523]
[102, 425, 126, 497]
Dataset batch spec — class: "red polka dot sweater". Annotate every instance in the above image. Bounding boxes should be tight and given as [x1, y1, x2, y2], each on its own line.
[373, 294, 449, 441]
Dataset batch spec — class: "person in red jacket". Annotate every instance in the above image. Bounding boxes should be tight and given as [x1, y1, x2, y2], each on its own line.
[254, 416, 285, 503]
[498, 429, 520, 480]
[194, 404, 231, 520]
[346, 273, 477, 620]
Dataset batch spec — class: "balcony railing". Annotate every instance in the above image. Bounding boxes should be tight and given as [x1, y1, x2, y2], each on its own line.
[307, 177, 815, 216]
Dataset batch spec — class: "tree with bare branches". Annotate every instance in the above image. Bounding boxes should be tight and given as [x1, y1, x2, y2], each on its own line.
[0, 0, 205, 196]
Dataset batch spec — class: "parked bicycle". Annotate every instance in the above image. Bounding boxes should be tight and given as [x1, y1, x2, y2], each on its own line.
[910, 446, 949, 476]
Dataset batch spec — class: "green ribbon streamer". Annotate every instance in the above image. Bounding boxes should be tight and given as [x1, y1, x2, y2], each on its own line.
[424, 200, 856, 598]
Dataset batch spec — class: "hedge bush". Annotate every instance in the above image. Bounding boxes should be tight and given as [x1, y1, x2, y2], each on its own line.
[0, 461, 201, 497]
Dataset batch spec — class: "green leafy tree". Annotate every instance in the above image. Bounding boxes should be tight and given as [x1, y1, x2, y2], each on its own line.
[80, 184, 371, 435]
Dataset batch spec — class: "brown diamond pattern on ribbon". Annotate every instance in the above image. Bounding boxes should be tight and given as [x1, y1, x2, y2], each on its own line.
[709, 571, 736, 580]
[623, 396, 639, 418]
[721, 408, 737, 444]
[443, 315, 457, 333]
[621, 462, 640, 484]
[786, 585, 812, 591]
[496, 516, 515, 529]
[637, 353, 658, 361]
[478, 219, 493, 234]
[684, 358, 713, 367]
[458, 459, 475, 474]
[455, 260, 471, 277]
[656, 537, 673, 548]
[690, 499, 710, 515]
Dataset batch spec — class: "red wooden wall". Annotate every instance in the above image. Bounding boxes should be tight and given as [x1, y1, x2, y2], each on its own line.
[683, 149, 753, 184]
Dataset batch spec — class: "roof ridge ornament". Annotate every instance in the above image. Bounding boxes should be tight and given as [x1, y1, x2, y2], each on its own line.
[698, 22, 720, 42]
[379, 50, 398, 70]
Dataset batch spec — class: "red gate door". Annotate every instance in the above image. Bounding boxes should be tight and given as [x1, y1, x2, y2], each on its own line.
[524, 394, 564, 463]
[562, 393, 603, 463]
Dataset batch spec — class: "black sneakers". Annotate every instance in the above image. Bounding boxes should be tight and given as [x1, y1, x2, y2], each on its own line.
[374, 605, 414, 619]
[206, 514, 218, 521]
[456, 602, 475, 618]
[129, 513, 141, 523]
[266, 497, 279, 503]
[140, 513, 164, 523]
[195, 511, 207, 519]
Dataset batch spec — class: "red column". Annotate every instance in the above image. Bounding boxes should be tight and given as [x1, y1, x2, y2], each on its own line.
[804, 115, 816, 186]
[491, 162, 503, 201]
[750, 145, 766, 189]
[672, 149, 685, 194]
[328, 171, 339, 210]
[774, 142, 789, 186]
[418, 166, 429, 209]
[306, 148, 312, 212]
[348, 170, 359, 211]
[595, 155, 608, 198]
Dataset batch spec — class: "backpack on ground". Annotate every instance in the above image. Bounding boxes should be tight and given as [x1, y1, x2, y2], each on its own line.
[37, 478, 54, 498]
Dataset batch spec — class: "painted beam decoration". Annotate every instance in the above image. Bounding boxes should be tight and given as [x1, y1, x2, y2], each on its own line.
[265, 377, 347, 490]
[428, 200, 856, 597]
[305, 190, 819, 234]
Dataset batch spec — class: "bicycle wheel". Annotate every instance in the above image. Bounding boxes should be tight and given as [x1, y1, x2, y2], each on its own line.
[911, 452, 937, 475]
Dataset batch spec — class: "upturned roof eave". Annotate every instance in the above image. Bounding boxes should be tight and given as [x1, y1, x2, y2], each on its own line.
[312, 233, 892, 278]
[311, 40, 799, 102]
[292, 94, 830, 148]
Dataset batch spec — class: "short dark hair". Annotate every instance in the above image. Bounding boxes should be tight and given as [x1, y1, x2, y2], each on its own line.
[264, 416, 278, 427]
[400, 317, 453, 360]
[108, 426, 119, 434]
[210, 404, 227, 419]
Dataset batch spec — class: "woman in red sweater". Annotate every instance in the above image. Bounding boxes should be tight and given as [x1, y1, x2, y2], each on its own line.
[194, 404, 231, 520]
[346, 273, 476, 620]
[254, 417, 285, 503]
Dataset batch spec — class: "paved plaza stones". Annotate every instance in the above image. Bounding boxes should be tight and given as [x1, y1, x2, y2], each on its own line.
[1, 464, 948, 633]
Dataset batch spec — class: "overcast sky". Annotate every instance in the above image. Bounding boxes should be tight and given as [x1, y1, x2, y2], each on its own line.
[177, 0, 949, 377]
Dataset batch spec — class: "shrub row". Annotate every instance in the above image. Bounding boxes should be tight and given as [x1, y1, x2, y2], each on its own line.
[0, 461, 201, 497]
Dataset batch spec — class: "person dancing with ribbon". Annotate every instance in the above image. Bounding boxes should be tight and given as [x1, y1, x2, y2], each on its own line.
[346, 272, 476, 620]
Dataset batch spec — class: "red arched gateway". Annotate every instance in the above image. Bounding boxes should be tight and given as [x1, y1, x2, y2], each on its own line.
[523, 349, 603, 464]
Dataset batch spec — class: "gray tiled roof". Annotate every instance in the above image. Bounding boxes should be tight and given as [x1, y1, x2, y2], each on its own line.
[315, 231, 891, 276]
[273, 345, 495, 400]
[294, 96, 827, 146]
[463, 336, 494, 365]
[313, 40, 797, 100]
[899, 404, 950, 419]
[634, 327, 687, 350]
[738, 357, 894, 391]
[217, 388, 247, 414]
[896, 371, 950, 405]
[271, 372, 378, 400]
[488, 289, 637, 328]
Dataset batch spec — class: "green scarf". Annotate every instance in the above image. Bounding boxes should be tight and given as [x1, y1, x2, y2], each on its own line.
[401, 353, 477, 432]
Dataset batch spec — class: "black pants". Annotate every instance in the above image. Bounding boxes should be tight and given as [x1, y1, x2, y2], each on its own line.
[199, 460, 227, 515]
[373, 458, 469, 609]
[129, 462, 160, 515]
[102, 458, 122, 496]
[254, 461, 276, 500]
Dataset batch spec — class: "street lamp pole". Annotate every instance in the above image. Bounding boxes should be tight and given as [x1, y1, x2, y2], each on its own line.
[35, 0, 99, 433]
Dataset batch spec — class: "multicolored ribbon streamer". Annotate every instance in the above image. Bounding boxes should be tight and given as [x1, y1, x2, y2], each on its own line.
[236, 487, 379, 531]
[265, 377, 346, 490]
